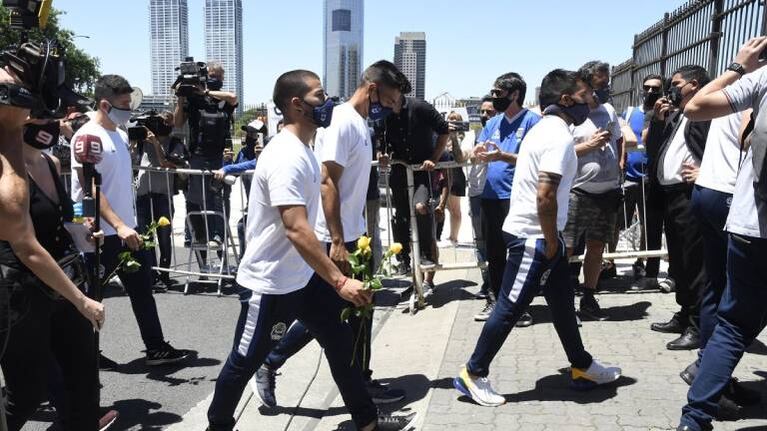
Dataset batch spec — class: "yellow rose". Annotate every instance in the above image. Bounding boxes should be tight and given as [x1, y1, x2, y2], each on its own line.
[389, 242, 403, 255]
[357, 236, 371, 250]
[157, 216, 171, 228]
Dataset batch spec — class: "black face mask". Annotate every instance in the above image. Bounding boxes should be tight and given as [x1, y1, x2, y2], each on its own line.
[643, 91, 661, 108]
[492, 95, 512, 113]
[669, 83, 691, 108]
[480, 116, 489, 127]
[24, 121, 60, 150]
[207, 78, 224, 91]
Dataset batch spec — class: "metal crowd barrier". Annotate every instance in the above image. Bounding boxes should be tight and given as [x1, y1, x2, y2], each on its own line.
[60, 159, 667, 312]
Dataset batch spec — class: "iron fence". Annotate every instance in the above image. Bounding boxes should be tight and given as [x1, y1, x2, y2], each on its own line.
[611, 0, 767, 114]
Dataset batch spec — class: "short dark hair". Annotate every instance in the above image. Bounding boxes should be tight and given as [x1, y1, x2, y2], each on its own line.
[578, 61, 610, 87]
[272, 69, 320, 114]
[539, 69, 582, 109]
[94, 75, 132, 103]
[493, 72, 527, 105]
[481, 95, 493, 104]
[361, 60, 412, 94]
[642, 74, 663, 84]
[672, 65, 711, 88]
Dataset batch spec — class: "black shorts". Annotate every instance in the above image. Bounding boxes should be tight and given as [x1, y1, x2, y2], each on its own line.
[450, 168, 466, 197]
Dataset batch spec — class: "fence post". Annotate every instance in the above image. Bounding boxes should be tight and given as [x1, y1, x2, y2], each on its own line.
[631, 33, 638, 106]
[661, 12, 670, 78]
[709, 0, 724, 77]
[763, 0, 767, 34]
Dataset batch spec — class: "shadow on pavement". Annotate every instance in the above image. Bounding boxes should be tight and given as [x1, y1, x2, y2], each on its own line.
[104, 398, 183, 431]
[526, 301, 651, 325]
[111, 351, 221, 387]
[747, 339, 767, 356]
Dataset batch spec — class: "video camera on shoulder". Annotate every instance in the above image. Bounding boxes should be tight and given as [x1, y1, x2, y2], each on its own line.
[127, 111, 165, 142]
[173, 56, 208, 98]
[0, 0, 69, 114]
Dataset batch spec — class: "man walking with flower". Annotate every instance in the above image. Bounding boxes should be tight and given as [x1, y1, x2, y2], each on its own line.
[254, 61, 412, 409]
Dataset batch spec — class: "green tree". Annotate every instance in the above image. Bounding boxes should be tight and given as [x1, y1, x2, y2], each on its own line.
[0, 6, 100, 95]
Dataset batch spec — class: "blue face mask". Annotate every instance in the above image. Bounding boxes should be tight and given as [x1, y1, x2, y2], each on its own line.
[369, 90, 393, 121]
[303, 98, 335, 128]
[207, 77, 224, 91]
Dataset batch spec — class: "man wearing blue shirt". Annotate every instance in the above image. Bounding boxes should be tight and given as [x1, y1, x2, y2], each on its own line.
[473, 73, 541, 322]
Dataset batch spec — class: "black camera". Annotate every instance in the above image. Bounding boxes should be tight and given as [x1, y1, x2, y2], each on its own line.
[449, 121, 470, 132]
[127, 111, 165, 142]
[173, 56, 208, 98]
[0, 0, 66, 113]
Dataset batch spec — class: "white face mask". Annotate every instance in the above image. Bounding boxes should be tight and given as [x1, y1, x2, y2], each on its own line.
[105, 102, 132, 127]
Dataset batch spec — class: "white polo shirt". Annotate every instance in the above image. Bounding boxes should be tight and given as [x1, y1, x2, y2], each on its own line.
[657, 115, 698, 186]
[723, 68, 767, 239]
[236, 130, 322, 294]
[70, 121, 136, 236]
[314, 103, 372, 243]
[503, 115, 577, 238]
[696, 111, 744, 194]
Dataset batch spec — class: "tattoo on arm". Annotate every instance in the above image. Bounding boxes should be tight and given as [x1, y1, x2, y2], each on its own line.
[538, 172, 562, 185]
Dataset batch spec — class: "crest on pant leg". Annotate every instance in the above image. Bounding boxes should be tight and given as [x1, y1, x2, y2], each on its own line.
[270, 322, 287, 341]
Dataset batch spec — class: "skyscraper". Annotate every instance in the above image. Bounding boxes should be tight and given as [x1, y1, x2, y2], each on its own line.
[149, 0, 189, 97]
[394, 32, 426, 100]
[204, 0, 244, 114]
[323, 0, 364, 100]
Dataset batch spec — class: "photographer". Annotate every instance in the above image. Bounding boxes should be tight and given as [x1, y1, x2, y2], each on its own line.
[134, 111, 179, 290]
[174, 62, 238, 250]
[71, 74, 190, 366]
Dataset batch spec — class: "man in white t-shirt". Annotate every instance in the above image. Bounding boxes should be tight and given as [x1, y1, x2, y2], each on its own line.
[206, 69, 415, 431]
[645, 65, 712, 351]
[453, 69, 621, 408]
[563, 60, 626, 321]
[255, 61, 409, 408]
[71, 75, 191, 367]
[678, 36, 767, 431]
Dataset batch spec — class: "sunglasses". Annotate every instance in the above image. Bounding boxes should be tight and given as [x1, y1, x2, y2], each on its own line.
[643, 85, 662, 92]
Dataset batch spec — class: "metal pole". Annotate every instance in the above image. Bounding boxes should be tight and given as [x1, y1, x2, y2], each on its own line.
[661, 12, 671, 78]
[405, 164, 424, 312]
[709, 0, 725, 76]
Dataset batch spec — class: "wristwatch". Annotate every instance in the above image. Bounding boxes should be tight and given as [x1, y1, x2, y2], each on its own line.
[727, 62, 746, 76]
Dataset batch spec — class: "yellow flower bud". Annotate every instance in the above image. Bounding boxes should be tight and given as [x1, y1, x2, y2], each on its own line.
[389, 242, 403, 255]
[357, 236, 371, 250]
[157, 216, 171, 227]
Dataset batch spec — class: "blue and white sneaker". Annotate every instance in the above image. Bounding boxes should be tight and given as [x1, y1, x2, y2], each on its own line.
[453, 366, 506, 407]
[570, 358, 622, 390]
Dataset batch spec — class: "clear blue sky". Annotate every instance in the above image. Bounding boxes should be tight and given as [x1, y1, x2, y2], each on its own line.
[56, 0, 685, 105]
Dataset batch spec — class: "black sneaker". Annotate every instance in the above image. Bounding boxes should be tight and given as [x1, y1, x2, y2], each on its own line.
[516, 312, 533, 328]
[374, 412, 417, 431]
[394, 262, 412, 276]
[579, 294, 608, 321]
[599, 262, 617, 280]
[255, 365, 277, 408]
[99, 353, 119, 371]
[145, 342, 191, 366]
[631, 260, 646, 279]
[367, 379, 406, 404]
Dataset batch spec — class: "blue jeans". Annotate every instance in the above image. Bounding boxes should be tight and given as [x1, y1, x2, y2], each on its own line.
[680, 234, 767, 430]
[264, 240, 373, 378]
[467, 233, 592, 377]
[87, 235, 165, 350]
[690, 185, 731, 358]
[207, 280, 377, 431]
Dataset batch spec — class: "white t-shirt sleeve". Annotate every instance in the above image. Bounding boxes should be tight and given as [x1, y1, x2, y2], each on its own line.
[723, 69, 766, 112]
[319, 120, 352, 167]
[539, 140, 572, 177]
[266, 158, 309, 207]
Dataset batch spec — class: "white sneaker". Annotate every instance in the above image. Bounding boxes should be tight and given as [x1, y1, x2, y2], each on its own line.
[658, 278, 676, 293]
[571, 358, 622, 390]
[453, 366, 506, 407]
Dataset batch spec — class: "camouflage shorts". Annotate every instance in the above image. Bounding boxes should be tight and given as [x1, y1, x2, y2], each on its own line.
[563, 190, 619, 249]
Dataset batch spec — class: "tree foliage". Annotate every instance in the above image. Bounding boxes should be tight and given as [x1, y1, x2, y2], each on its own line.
[0, 6, 100, 95]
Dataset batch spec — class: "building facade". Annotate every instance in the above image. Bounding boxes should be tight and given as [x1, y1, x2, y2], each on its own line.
[323, 0, 364, 100]
[394, 32, 426, 100]
[204, 0, 244, 114]
[149, 0, 189, 96]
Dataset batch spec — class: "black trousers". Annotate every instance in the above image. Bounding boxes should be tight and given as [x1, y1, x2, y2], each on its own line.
[390, 164, 434, 264]
[481, 198, 510, 303]
[657, 183, 706, 323]
[0, 283, 98, 431]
